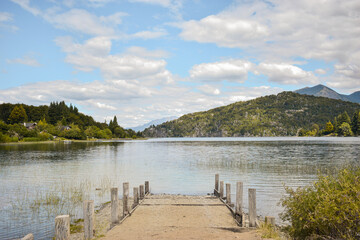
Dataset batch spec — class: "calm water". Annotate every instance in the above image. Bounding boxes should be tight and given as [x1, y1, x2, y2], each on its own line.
[1, 137, 360, 239]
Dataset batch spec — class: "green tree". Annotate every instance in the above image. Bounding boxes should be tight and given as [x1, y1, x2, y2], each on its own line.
[351, 111, 360, 135]
[339, 122, 353, 136]
[324, 121, 334, 134]
[8, 105, 28, 124]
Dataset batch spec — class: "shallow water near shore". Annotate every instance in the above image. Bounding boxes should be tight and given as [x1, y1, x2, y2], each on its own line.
[1, 137, 360, 239]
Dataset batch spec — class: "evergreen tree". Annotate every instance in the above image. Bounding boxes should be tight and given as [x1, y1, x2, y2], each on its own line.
[324, 121, 334, 134]
[8, 105, 28, 124]
[351, 111, 360, 135]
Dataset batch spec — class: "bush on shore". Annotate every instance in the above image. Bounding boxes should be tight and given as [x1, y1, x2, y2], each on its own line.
[280, 167, 360, 239]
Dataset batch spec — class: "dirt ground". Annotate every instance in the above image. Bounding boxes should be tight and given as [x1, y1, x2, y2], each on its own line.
[100, 194, 263, 240]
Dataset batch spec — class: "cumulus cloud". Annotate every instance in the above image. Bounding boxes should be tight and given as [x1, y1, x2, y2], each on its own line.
[327, 64, 360, 92]
[11, 1, 126, 36]
[129, 30, 167, 39]
[197, 84, 221, 95]
[7, 55, 41, 67]
[55, 36, 174, 85]
[256, 63, 318, 85]
[315, 69, 327, 75]
[125, 46, 169, 58]
[177, 0, 360, 65]
[190, 60, 253, 82]
[179, 15, 268, 48]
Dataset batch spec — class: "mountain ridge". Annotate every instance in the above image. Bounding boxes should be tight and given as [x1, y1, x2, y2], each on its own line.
[142, 91, 360, 137]
[294, 84, 360, 103]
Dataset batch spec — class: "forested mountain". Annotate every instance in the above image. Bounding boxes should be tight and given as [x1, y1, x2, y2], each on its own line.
[295, 84, 360, 103]
[142, 92, 360, 137]
[0, 101, 139, 142]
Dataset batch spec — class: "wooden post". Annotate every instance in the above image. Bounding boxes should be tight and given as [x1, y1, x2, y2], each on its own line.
[145, 181, 149, 194]
[236, 182, 243, 215]
[55, 215, 70, 240]
[21, 233, 34, 240]
[265, 216, 275, 226]
[111, 187, 119, 224]
[133, 187, 139, 208]
[226, 183, 231, 204]
[214, 174, 219, 195]
[83, 200, 94, 240]
[249, 188, 256, 227]
[139, 184, 145, 200]
[123, 182, 129, 216]
[219, 181, 224, 199]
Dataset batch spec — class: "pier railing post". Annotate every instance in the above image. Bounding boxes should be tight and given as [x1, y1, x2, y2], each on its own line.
[214, 174, 219, 196]
[236, 182, 243, 215]
[145, 181, 149, 194]
[219, 181, 224, 199]
[265, 216, 275, 226]
[55, 215, 70, 240]
[83, 200, 94, 240]
[226, 183, 231, 205]
[111, 187, 119, 224]
[123, 182, 129, 216]
[139, 184, 145, 200]
[249, 188, 256, 227]
[133, 187, 139, 208]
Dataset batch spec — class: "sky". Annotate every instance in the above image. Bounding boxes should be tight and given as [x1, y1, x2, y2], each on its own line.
[0, 0, 359, 128]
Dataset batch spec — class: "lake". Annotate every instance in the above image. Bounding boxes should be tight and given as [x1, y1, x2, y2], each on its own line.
[1, 137, 360, 239]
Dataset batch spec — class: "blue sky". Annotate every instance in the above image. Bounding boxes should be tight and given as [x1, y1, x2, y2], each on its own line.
[0, 0, 359, 127]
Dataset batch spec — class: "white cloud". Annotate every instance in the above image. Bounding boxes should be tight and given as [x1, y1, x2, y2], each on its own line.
[0, 12, 18, 31]
[11, 0, 41, 16]
[0, 12, 13, 22]
[315, 69, 327, 75]
[55, 36, 173, 85]
[190, 60, 253, 82]
[44, 9, 124, 36]
[129, 0, 171, 8]
[6, 55, 41, 67]
[129, 30, 167, 39]
[179, 15, 268, 48]
[257, 63, 318, 85]
[125, 46, 169, 58]
[197, 84, 220, 95]
[327, 64, 360, 92]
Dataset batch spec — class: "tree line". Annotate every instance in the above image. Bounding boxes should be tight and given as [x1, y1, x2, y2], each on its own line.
[0, 102, 141, 142]
[298, 110, 360, 136]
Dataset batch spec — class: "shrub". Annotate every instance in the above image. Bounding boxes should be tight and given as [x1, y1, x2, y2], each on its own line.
[280, 167, 360, 239]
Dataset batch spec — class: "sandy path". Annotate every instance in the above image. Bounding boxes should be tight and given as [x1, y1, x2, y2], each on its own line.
[101, 194, 262, 240]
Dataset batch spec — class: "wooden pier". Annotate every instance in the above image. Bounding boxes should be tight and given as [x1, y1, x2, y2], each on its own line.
[20, 174, 277, 239]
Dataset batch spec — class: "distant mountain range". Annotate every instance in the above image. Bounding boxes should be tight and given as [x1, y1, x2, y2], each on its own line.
[129, 116, 178, 132]
[295, 84, 360, 103]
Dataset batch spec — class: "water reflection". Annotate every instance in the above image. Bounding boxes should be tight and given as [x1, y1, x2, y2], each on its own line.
[0, 138, 359, 239]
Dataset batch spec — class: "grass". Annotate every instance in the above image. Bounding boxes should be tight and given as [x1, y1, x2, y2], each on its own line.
[258, 222, 288, 240]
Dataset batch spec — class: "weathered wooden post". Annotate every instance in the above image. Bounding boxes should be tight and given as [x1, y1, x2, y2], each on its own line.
[139, 184, 145, 200]
[111, 187, 119, 224]
[145, 181, 149, 194]
[214, 174, 219, 196]
[249, 188, 256, 227]
[55, 215, 70, 240]
[123, 182, 129, 216]
[21, 233, 34, 240]
[226, 183, 231, 204]
[235, 182, 243, 215]
[219, 181, 224, 199]
[83, 200, 94, 240]
[133, 187, 139, 208]
[265, 216, 275, 226]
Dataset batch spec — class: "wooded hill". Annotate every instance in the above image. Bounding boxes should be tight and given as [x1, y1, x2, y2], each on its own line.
[142, 92, 360, 137]
[0, 101, 139, 142]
